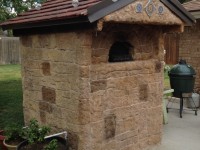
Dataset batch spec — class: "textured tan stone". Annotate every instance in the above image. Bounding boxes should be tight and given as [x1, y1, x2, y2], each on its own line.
[21, 23, 165, 150]
[40, 111, 46, 123]
[104, 114, 116, 139]
[148, 134, 162, 146]
[91, 80, 107, 93]
[39, 101, 53, 113]
[21, 36, 32, 47]
[80, 66, 89, 78]
[42, 62, 51, 76]
[67, 131, 79, 150]
[42, 86, 56, 103]
[103, 0, 183, 26]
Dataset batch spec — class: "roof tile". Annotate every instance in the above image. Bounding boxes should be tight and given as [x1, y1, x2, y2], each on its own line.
[183, 0, 200, 12]
[1, 0, 101, 26]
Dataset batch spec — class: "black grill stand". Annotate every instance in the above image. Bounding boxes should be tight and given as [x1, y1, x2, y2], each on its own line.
[167, 92, 198, 118]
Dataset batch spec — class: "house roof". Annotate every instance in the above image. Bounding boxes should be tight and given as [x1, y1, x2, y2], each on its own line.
[183, 0, 200, 12]
[0, 0, 101, 30]
[0, 0, 196, 30]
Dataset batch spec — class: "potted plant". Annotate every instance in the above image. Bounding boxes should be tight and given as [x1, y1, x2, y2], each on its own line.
[17, 119, 67, 150]
[0, 130, 7, 150]
[3, 124, 25, 150]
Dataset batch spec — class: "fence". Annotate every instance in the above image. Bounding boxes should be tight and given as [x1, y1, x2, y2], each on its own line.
[0, 37, 20, 64]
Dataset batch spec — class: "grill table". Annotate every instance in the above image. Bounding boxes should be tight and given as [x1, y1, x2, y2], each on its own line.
[166, 92, 198, 118]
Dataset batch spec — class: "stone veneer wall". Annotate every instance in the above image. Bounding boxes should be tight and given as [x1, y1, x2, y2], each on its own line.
[179, 19, 200, 92]
[21, 24, 164, 150]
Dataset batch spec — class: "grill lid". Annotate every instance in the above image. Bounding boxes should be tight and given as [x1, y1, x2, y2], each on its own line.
[169, 59, 196, 76]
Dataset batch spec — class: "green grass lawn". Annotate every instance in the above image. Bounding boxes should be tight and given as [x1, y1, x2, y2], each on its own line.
[0, 65, 24, 129]
[164, 70, 170, 89]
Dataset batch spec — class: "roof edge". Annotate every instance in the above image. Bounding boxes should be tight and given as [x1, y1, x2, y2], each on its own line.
[1, 16, 89, 31]
[87, 0, 136, 23]
[161, 0, 196, 26]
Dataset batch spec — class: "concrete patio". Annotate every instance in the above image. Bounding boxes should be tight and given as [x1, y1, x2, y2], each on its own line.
[153, 101, 200, 150]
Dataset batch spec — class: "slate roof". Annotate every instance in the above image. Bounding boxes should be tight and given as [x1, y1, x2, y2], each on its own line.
[183, 0, 200, 12]
[0, 0, 196, 30]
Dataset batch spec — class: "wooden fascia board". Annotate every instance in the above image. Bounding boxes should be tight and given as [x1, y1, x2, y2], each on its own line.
[87, 0, 136, 23]
[1, 16, 89, 31]
[12, 22, 95, 36]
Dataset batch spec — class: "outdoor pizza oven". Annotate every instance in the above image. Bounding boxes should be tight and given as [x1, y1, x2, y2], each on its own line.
[108, 41, 133, 62]
[169, 60, 196, 97]
[0, 0, 195, 149]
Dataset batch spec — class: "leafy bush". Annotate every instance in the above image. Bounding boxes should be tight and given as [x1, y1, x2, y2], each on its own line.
[23, 119, 50, 144]
[44, 139, 58, 150]
[4, 123, 25, 144]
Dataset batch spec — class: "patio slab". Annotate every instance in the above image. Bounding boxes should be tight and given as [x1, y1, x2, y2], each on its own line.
[152, 102, 200, 150]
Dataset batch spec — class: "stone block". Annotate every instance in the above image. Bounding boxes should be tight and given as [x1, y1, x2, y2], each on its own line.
[155, 61, 162, 73]
[21, 36, 32, 47]
[139, 84, 148, 101]
[116, 117, 136, 135]
[90, 91, 105, 122]
[61, 108, 82, 125]
[42, 86, 56, 103]
[38, 34, 56, 49]
[148, 134, 162, 146]
[78, 101, 91, 125]
[80, 66, 89, 78]
[147, 107, 162, 135]
[76, 46, 92, 65]
[118, 136, 138, 149]
[23, 99, 40, 112]
[39, 101, 53, 113]
[120, 144, 139, 150]
[40, 111, 46, 123]
[90, 121, 104, 143]
[91, 80, 107, 93]
[55, 32, 77, 50]
[77, 81, 89, 100]
[67, 131, 79, 150]
[42, 62, 51, 76]
[102, 140, 116, 150]
[104, 114, 116, 139]
[116, 130, 137, 141]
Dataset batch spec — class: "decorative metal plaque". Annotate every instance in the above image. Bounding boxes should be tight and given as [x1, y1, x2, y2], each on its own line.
[158, 5, 164, 15]
[145, 0, 156, 17]
[136, 3, 143, 13]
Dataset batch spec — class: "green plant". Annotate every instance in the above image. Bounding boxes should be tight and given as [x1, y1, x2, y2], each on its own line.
[0, 65, 24, 129]
[44, 139, 58, 150]
[23, 119, 50, 145]
[4, 123, 25, 144]
[164, 65, 171, 73]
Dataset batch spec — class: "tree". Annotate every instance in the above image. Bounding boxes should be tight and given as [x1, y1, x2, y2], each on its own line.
[0, 0, 46, 23]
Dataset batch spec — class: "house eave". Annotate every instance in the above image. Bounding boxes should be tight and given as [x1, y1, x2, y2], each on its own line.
[1, 16, 89, 31]
[161, 0, 196, 26]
